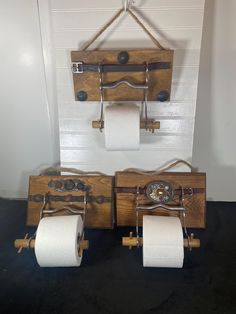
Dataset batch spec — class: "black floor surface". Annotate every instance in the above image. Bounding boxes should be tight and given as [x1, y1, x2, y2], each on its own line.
[0, 199, 236, 314]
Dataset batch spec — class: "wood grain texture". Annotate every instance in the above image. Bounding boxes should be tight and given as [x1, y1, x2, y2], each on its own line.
[27, 175, 114, 229]
[115, 172, 206, 228]
[71, 49, 173, 101]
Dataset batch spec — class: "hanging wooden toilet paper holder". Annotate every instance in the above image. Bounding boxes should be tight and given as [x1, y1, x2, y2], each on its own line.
[71, 6, 174, 134]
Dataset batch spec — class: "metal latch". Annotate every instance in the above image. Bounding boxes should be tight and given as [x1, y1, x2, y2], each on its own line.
[72, 62, 84, 73]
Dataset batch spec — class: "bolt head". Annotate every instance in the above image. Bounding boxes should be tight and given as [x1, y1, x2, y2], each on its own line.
[77, 90, 88, 101]
[157, 90, 169, 102]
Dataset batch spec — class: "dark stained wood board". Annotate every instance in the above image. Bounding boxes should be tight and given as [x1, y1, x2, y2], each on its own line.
[27, 175, 114, 229]
[115, 172, 206, 228]
[71, 49, 173, 101]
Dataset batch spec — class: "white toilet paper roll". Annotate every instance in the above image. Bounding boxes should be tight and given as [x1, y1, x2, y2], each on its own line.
[35, 215, 83, 267]
[143, 216, 184, 268]
[104, 103, 140, 150]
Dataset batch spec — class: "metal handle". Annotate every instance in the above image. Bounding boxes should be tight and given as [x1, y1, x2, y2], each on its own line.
[136, 203, 185, 211]
[43, 206, 85, 215]
[101, 79, 148, 90]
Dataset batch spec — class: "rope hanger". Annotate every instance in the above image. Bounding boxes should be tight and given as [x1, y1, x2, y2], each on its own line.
[40, 160, 196, 177]
[81, 1, 166, 51]
[123, 159, 196, 175]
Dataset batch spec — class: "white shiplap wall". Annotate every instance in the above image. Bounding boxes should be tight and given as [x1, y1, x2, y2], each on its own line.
[49, 0, 205, 173]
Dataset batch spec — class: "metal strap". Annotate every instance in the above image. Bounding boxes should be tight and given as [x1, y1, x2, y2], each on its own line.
[29, 194, 111, 204]
[115, 187, 204, 195]
[71, 62, 171, 74]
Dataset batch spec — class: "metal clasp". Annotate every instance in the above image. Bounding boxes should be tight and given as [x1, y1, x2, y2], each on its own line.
[72, 61, 84, 74]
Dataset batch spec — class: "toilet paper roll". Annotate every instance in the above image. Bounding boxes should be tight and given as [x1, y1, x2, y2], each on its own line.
[35, 215, 83, 267]
[143, 216, 184, 268]
[104, 103, 140, 150]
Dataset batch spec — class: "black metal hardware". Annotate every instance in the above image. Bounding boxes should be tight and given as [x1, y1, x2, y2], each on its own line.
[71, 61, 171, 74]
[29, 194, 112, 204]
[48, 179, 90, 192]
[117, 51, 129, 64]
[77, 90, 88, 101]
[157, 90, 169, 102]
[64, 180, 76, 191]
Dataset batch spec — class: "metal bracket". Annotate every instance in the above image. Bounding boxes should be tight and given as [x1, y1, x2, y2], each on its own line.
[15, 191, 89, 255]
[133, 186, 191, 248]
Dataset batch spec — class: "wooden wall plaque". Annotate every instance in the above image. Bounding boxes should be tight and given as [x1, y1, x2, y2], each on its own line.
[27, 175, 114, 229]
[71, 49, 173, 102]
[115, 172, 206, 228]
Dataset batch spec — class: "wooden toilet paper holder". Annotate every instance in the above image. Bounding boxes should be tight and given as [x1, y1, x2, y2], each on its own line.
[91, 61, 161, 133]
[122, 186, 201, 251]
[14, 191, 89, 257]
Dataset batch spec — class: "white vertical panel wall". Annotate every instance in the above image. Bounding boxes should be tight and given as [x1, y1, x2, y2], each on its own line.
[0, 0, 59, 198]
[49, 0, 205, 173]
[193, 0, 236, 201]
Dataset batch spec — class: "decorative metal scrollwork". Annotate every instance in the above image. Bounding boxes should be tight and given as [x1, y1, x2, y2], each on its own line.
[145, 181, 174, 204]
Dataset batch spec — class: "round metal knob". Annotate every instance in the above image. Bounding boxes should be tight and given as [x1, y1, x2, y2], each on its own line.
[64, 180, 75, 191]
[77, 90, 88, 101]
[157, 90, 169, 102]
[48, 180, 63, 190]
[117, 51, 129, 64]
[54, 181, 63, 190]
[77, 181, 85, 191]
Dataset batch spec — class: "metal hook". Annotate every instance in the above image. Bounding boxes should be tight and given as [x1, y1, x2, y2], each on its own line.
[124, 0, 135, 12]
[144, 62, 149, 130]
[124, 0, 128, 12]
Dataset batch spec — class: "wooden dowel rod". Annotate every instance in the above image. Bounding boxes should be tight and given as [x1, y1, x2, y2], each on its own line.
[14, 239, 89, 251]
[122, 237, 143, 247]
[92, 120, 160, 130]
[92, 120, 104, 129]
[183, 238, 200, 248]
[15, 239, 35, 249]
[140, 120, 160, 130]
[122, 237, 200, 249]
